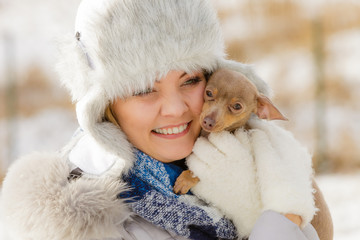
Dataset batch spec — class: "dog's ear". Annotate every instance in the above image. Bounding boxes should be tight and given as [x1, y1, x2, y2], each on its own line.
[256, 94, 288, 121]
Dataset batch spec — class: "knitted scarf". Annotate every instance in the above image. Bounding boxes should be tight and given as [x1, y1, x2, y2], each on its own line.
[120, 149, 237, 240]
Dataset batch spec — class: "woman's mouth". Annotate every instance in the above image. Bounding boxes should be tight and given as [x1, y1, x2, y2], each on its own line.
[152, 122, 191, 137]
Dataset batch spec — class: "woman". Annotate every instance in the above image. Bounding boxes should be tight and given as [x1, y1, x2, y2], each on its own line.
[1, 0, 332, 239]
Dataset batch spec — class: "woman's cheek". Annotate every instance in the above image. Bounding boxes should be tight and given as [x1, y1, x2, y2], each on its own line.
[192, 82, 206, 115]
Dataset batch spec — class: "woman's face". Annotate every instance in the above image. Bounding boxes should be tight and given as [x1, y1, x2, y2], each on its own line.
[112, 70, 206, 163]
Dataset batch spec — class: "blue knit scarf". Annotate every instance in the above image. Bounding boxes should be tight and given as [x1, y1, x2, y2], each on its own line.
[120, 149, 237, 240]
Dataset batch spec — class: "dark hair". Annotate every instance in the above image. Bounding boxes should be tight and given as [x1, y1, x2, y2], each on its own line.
[203, 70, 212, 82]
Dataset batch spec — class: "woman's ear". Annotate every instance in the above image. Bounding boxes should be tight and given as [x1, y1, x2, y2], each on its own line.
[256, 94, 288, 121]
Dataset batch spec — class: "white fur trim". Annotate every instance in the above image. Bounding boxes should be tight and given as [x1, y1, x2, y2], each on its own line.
[75, 87, 135, 174]
[1, 152, 132, 240]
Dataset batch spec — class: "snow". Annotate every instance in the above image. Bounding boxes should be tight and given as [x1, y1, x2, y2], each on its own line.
[316, 173, 360, 240]
[0, 0, 81, 86]
[326, 30, 360, 84]
[255, 49, 316, 94]
[0, 108, 78, 169]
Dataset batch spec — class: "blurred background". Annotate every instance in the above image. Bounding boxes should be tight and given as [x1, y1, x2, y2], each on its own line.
[0, 0, 359, 239]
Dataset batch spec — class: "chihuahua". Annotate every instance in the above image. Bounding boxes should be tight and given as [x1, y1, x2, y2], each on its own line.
[173, 69, 331, 239]
[174, 68, 287, 195]
[200, 68, 287, 133]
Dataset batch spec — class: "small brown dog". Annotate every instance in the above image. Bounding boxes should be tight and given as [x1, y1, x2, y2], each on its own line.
[174, 69, 333, 239]
[174, 68, 287, 195]
[200, 68, 287, 133]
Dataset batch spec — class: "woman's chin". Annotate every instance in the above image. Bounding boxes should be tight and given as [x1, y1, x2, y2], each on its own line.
[147, 131, 199, 162]
[152, 144, 193, 163]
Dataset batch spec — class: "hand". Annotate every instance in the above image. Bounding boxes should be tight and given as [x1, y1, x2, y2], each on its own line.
[248, 118, 316, 227]
[173, 170, 199, 195]
[187, 130, 255, 183]
[186, 130, 262, 237]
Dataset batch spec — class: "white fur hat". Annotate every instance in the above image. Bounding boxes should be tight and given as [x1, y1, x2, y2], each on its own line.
[56, 0, 270, 173]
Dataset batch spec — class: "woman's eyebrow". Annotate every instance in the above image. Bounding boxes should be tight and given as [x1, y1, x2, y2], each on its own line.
[180, 72, 187, 78]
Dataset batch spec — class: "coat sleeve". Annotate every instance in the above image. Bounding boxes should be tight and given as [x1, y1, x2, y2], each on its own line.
[121, 216, 189, 240]
[249, 210, 319, 240]
[1, 151, 132, 240]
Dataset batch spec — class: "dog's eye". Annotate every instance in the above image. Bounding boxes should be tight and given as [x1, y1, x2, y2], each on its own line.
[233, 103, 242, 110]
[230, 103, 243, 112]
[206, 90, 213, 98]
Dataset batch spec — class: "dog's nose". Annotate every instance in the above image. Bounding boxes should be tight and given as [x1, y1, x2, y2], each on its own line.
[202, 117, 215, 131]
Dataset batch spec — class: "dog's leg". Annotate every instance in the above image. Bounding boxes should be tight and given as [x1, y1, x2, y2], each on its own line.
[173, 170, 199, 195]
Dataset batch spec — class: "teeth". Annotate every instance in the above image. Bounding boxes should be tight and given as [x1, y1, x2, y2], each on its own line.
[173, 127, 179, 134]
[154, 123, 188, 135]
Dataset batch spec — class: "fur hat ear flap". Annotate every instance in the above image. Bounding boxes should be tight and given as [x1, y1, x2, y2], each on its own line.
[76, 87, 135, 174]
[218, 59, 272, 98]
[56, 34, 95, 102]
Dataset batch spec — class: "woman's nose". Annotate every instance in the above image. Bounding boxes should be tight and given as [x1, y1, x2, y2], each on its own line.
[160, 92, 188, 117]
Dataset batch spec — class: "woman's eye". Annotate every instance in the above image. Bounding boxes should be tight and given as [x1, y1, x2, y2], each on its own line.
[133, 88, 154, 96]
[183, 77, 201, 86]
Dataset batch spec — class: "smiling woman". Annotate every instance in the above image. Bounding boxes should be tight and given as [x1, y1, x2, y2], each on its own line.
[111, 70, 206, 163]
